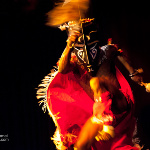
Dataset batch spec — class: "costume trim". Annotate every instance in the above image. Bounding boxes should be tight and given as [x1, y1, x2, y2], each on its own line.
[37, 67, 64, 150]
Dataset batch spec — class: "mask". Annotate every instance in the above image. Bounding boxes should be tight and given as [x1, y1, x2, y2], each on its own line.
[73, 19, 104, 75]
[59, 18, 105, 76]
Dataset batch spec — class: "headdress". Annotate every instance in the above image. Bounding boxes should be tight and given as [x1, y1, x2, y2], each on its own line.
[46, 0, 90, 26]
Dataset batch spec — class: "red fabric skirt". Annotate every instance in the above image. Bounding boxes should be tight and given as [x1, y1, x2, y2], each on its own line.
[46, 67, 138, 150]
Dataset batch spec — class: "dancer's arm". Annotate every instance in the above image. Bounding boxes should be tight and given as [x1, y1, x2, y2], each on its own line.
[117, 55, 143, 84]
[58, 43, 73, 73]
[58, 31, 80, 73]
[117, 55, 134, 74]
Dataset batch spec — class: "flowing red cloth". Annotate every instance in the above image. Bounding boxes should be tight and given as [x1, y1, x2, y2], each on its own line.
[47, 67, 138, 149]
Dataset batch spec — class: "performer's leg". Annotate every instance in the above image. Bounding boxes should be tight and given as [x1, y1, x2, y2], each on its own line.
[90, 77, 105, 100]
[74, 117, 103, 150]
[74, 77, 115, 149]
[90, 76, 128, 113]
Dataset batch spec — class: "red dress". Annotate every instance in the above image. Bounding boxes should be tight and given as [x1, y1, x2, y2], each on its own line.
[36, 65, 138, 150]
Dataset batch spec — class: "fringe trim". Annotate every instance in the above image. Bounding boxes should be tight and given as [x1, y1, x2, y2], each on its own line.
[36, 67, 63, 150]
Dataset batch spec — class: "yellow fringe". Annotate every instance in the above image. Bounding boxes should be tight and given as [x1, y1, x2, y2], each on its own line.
[37, 67, 64, 150]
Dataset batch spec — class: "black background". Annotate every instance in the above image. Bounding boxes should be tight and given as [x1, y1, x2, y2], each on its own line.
[1, 0, 150, 149]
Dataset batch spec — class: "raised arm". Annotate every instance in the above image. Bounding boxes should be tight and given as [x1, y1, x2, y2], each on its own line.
[58, 42, 73, 73]
[117, 55, 143, 84]
[117, 55, 134, 74]
[58, 31, 80, 73]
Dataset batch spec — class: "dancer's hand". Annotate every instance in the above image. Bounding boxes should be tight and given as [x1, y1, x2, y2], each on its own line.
[93, 99, 112, 119]
[131, 74, 143, 85]
[66, 31, 80, 48]
[93, 102, 106, 118]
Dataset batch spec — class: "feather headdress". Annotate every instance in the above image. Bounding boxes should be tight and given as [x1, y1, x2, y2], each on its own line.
[46, 0, 90, 26]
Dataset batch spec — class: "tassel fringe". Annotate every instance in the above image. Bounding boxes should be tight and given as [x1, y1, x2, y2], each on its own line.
[36, 67, 64, 150]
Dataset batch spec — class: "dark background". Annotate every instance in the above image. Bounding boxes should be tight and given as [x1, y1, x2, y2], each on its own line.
[1, 0, 150, 149]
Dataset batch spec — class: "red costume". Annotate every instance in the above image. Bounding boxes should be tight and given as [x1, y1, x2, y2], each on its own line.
[37, 64, 138, 149]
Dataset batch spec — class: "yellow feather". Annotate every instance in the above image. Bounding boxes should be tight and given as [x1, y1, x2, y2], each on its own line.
[46, 0, 89, 26]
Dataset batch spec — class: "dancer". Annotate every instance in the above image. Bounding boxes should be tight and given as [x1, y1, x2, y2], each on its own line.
[37, 22, 143, 149]
[36, 1, 146, 149]
[57, 26, 142, 150]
